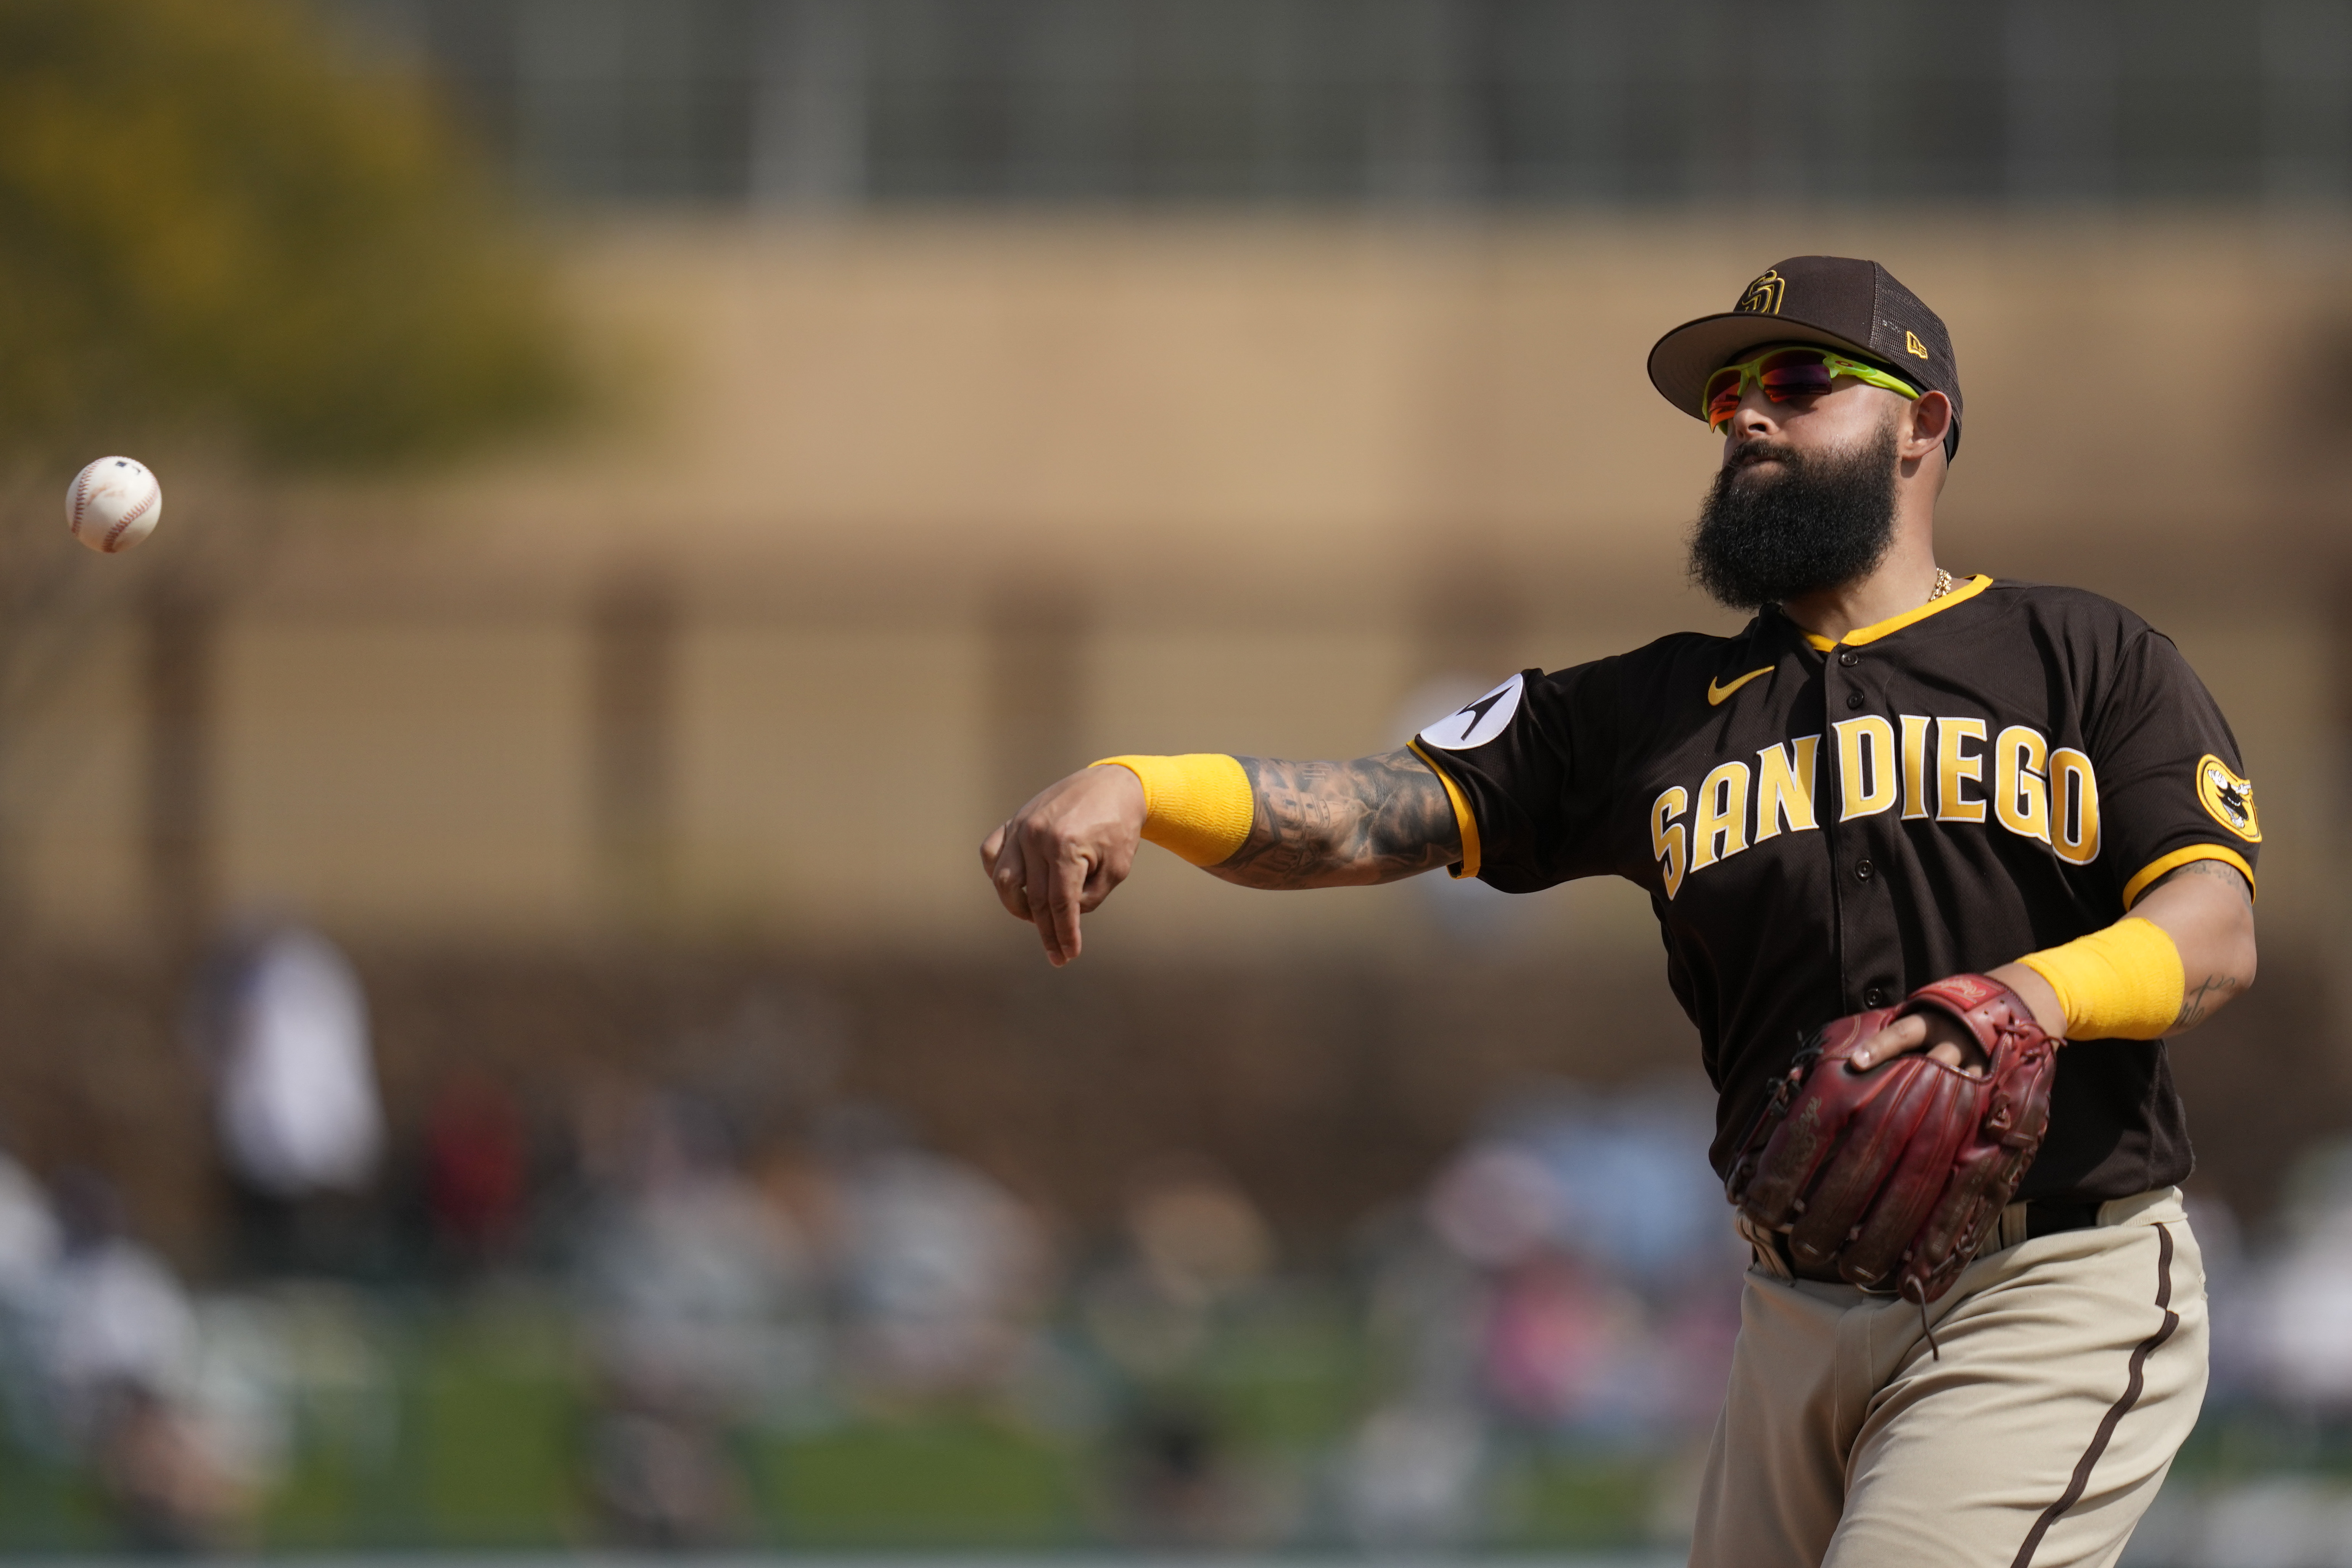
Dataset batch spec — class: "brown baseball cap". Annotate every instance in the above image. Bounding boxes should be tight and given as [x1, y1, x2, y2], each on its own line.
[1648, 256, 1963, 459]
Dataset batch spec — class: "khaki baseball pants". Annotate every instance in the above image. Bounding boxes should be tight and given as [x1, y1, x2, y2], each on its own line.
[1690, 1187, 2205, 1568]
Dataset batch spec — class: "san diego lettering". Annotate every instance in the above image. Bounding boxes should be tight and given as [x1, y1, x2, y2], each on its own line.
[1649, 716, 2099, 899]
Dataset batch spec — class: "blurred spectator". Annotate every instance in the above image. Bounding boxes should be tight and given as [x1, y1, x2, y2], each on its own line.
[2243, 1140, 2352, 1413]
[574, 1090, 819, 1544]
[1087, 1163, 1272, 1382]
[1132, 1164, 1275, 1306]
[1418, 1081, 1738, 1437]
[38, 1174, 196, 1447]
[1428, 1085, 1732, 1290]
[1342, 1403, 1487, 1549]
[2186, 1192, 2257, 1406]
[1481, 1252, 1660, 1430]
[89, 1383, 232, 1552]
[825, 1111, 1048, 1401]
[31, 1172, 253, 1549]
[1120, 1400, 1233, 1545]
[423, 1069, 529, 1269]
[208, 925, 382, 1196]
[0, 1150, 60, 1289]
[0, 1149, 61, 1451]
[1345, 1208, 1498, 1548]
[1345, 1079, 1742, 1547]
[191, 922, 385, 1276]
[1082, 1161, 1275, 1545]
[586, 1391, 743, 1550]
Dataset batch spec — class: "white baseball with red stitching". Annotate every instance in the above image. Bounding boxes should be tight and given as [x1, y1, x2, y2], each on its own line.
[66, 456, 163, 554]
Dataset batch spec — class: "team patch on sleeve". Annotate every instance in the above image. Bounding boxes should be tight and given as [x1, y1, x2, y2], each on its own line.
[2195, 754, 2260, 842]
[1418, 673, 1524, 751]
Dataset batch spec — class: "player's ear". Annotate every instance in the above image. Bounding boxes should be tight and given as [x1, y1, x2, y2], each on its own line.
[1903, 390, 1953, 463]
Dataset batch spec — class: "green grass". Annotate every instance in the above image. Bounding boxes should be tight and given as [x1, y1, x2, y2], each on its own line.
[412, 1299, 585, 1545]
[0, 1285, 1708, 1553]
[261, 1440, 369, 1548]
[253, 1291, 586, 1549]
[1195, 1290, 1368, 1452]
[0, 1442, 107, 1551]
[1489, 1446, 1664, 1549]
[752, 1417, 1089, 1546]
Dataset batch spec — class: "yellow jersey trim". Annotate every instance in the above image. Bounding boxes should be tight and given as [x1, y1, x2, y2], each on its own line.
[2120, 844, 2257, 911]
[1408, 739, 1482, 881]
[1707, 666, 1775, 705]
[1800, 574, 1993, 651]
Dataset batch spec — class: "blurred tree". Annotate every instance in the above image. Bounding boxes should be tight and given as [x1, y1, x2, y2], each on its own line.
[0, 0, 575, 468]
[0, 0, 580, 950]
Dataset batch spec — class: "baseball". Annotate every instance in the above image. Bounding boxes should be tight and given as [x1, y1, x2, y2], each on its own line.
[66, 457, 163, 554]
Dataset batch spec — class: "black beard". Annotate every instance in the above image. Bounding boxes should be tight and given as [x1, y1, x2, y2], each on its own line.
[1687, 420, 1901, 611]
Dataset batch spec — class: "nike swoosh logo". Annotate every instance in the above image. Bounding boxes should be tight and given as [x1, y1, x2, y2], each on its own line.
[1706, 666, 1774, 706]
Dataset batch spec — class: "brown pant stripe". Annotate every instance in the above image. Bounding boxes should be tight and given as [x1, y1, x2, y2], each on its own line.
[2008, 1222, 2178, 1568]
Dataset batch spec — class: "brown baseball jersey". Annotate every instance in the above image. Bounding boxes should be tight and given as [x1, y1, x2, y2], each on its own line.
[1406, 576, 2260, 1205]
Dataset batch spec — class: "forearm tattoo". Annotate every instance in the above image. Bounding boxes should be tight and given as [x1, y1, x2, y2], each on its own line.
[1214, 751, 1464, 889]
[2148, 858, 2255, 1030]
[2174, 973, 2239, 1032]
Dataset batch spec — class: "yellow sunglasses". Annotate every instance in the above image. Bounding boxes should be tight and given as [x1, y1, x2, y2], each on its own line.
[1703, 345, 1923, 432]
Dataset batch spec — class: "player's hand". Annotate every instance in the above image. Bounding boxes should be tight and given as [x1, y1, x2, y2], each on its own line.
[1849, 1009, 1988, 1075]
[979, 765, 1148, 967]
[1849, 963, 2065, 1074]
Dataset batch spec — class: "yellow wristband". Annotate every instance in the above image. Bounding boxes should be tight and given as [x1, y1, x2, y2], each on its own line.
[1092, 754, 1254, 868]
[2016, 917, 2184, 1041]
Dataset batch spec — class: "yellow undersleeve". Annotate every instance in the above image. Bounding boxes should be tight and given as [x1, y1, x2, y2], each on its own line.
[1091, 754, 1255, 867]
[2017, 916, 2185, 1041]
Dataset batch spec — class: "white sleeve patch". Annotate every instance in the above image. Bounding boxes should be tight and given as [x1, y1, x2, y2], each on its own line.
[1417, 673, 1524, 752]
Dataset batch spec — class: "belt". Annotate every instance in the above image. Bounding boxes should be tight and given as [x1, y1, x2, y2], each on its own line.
[1753, 1197, 2104, 1285]
[2025, 1198, 2102, 1239]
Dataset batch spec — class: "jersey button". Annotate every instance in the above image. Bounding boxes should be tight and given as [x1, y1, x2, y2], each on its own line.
[1864, 986, 1888, 1007]
[1845, 690, 1866, 710]
[1854, 859, 1874, 881]
[1839, 650, 1860, 667]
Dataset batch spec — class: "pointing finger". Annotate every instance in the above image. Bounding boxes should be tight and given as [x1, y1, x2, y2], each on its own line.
[1020, 830, 1060, 960]
[1042, 845, 1092, 966]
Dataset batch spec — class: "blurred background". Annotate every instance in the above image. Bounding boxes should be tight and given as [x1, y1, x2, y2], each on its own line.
[0, 0, 2346, 1560]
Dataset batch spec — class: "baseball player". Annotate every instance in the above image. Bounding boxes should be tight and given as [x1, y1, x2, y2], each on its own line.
[980, 255, 2258, 1567]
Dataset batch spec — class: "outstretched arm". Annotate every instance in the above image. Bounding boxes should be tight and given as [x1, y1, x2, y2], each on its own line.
[979, 750, 1463, 966]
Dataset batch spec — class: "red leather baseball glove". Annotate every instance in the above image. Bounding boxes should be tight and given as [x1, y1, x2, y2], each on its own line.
[1726, 974, 2060, 1313]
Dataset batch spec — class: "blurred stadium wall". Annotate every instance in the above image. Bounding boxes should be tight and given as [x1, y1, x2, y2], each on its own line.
[2, 0, 2347, 1260]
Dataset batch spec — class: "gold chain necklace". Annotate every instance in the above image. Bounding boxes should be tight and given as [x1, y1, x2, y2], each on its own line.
[1927, 568, 1953, 602]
